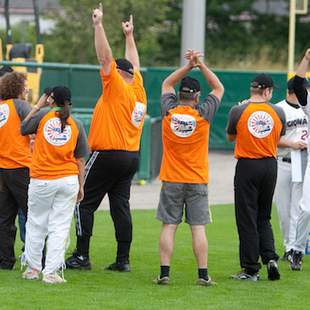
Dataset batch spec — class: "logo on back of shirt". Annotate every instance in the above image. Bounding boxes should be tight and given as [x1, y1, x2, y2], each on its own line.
[131, 102, 146, 128]
[248, 111, 274, 138]
[43, 117, 72, 146]
[170, 114, 196, 137]
[0, 104, 10, 128]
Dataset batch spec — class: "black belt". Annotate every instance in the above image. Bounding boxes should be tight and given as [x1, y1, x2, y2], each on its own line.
[282, 157, 291, 163]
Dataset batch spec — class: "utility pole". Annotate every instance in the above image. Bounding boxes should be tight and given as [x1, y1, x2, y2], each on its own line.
[288, 0, 308, 73]
[180, 0, 206, 66]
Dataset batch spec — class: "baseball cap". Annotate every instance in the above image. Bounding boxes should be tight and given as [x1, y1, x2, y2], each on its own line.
[116, 58, 134, 75]
[287, 76, 310, 91]
[251, 74, 274, 89]
[51, 86, 71, 105]
[0, 66, 13, 77]
[179, 76, 201, 93]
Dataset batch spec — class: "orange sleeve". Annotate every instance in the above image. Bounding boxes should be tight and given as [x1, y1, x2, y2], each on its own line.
[100, 60, 125, 95]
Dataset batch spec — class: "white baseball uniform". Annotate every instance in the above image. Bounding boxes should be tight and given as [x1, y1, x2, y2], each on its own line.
[292, 94, 310, 253]
[274, 100, 308, 252]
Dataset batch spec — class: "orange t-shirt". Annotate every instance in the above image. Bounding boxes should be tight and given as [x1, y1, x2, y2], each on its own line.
[227, 102, 286, 159]
[88, 60, 147, 151]
[160, 93, 220, 184]
[30, 111, 82, 179]
[0, 99, 31, 169]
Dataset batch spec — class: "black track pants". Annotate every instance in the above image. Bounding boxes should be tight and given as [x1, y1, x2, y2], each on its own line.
[0, 168, 29, 268]
[234, 158, 279, 274]
[75, 151, 139, 263]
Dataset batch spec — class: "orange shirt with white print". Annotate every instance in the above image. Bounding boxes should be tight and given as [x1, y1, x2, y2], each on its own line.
[227, 102, 286, 159]
[30, 110, 80, 179]
[88, 60, 147, 151]
[0, 99, 32, 169]
[160, 93, 220, 184]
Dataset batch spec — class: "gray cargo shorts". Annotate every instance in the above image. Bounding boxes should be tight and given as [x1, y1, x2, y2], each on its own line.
[157, 181, 211, 225]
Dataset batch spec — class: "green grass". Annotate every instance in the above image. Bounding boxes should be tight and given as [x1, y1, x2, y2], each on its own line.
[1, 205, 310, 310]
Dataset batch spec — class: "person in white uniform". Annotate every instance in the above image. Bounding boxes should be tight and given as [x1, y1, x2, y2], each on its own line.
[290, 48, 310, 270]
[274, 78, 308, 261]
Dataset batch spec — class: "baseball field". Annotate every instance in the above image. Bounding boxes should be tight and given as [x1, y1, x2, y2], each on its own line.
[1, 205, 309, 310]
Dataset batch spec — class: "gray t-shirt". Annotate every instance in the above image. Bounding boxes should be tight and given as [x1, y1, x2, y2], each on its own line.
[21, 108, 89, 158]
[161, 92, 220, 122]
[13, 99, 32, 121]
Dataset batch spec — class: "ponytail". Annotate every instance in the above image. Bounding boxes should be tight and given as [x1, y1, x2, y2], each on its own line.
[56, 102, 70, 132]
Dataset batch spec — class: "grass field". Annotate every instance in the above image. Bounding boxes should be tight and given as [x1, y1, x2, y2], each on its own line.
[0, 204, 309, 310]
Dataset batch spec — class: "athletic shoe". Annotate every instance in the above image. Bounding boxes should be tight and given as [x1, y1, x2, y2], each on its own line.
[105, 262, 131, 272]
[42, 272, 67, 284]
[281, 249, 293, 262]
[153, 276, 169, 285]
[22, 267, 40, 280]
[65, 251, 91, 270]
[197, 276, 216, 286]
[290, 251, 303, 271]
[267, 260, 280, 280]
[231, 270, 259, 281]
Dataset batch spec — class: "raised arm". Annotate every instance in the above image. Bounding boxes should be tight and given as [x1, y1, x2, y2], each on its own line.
[293, 49, 310, 107]
[296, 49, 310, 78]
[162, 63, 193, 95]
[196, 59, 224, 101]
[92, 3, 113, 74]
[122, 15, 140, 70]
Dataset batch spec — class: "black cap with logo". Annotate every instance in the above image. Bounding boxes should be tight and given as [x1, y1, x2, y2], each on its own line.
[179, 76, 201, 93]
[251, 74, 275, 89]
[116, 58, 134, 75]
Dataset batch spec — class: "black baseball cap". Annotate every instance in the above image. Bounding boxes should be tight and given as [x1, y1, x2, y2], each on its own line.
[179, 76, 201, 93]
[52, 86, 71, 105]
[0, 66, 13, 77]
[116, 58, 134, 75]
[287, 76, 310, 91]
[251, 74, 274, 89]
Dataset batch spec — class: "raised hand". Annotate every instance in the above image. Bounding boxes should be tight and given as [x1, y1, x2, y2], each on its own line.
[122, 14, 134, 36]
[184, 49, 203, 68]
[92, 3, 103, 26]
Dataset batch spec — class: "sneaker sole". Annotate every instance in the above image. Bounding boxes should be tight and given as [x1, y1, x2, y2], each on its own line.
[153, 277, 169, 285]
[197, 278, 217, 286]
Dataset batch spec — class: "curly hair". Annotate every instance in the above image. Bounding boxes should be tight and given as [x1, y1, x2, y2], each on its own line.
[0, 72, 26, 100]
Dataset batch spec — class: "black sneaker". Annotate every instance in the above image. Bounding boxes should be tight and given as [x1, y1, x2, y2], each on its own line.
[290, 250, 303, 271]
[65, 251, 91, 270]
[105, 262, 131, 272]
[281, 249, 293, 261]
[231, 270, 259, 281]
[267, 260, 280, 280]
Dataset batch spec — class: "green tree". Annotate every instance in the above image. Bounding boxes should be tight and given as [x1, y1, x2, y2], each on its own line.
[44, 0, 171, 65]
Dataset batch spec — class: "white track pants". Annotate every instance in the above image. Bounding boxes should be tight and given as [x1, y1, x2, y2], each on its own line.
[293, 163, 310, 253]
[25, 176, 79, 274]
[274, 160, 303, 252]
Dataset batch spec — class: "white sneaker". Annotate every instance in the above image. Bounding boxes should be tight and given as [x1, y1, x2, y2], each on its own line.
[42, 272, 67, 284]
[22, 267, 40, 280]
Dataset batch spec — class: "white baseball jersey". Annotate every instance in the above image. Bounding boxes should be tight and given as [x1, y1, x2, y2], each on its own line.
[276, 100, 308, 157]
